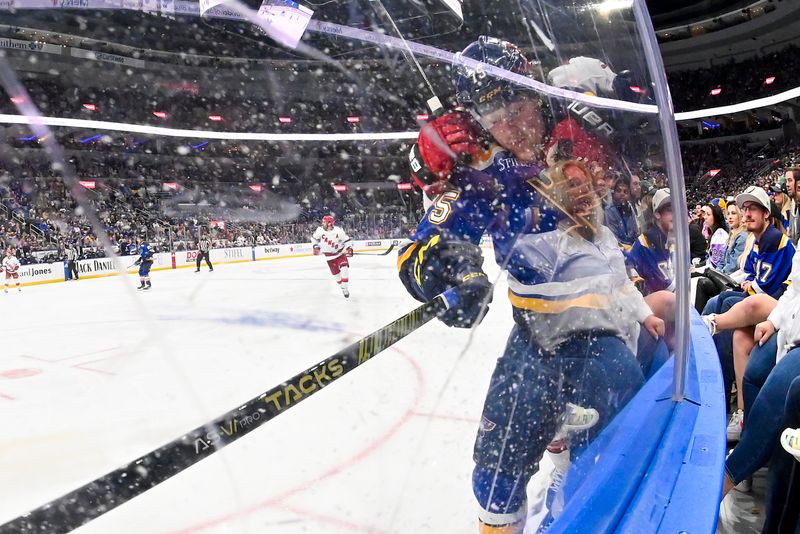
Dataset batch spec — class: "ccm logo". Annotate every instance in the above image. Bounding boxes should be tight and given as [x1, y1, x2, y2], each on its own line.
[568, 101, 615, 138]
[408, 145, 422, 173]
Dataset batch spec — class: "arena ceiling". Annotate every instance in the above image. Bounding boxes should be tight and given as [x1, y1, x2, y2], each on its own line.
[0, 0, 759, 64]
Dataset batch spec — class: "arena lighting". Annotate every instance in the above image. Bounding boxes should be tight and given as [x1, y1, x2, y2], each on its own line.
[78, 180, 96, 189]
[82, 103, 97, 111]
[332, 184, 348, 193]
[10, 96, 25, 105]
[397, 183, 413, 191]
[708, 169, 721, 177]
[248, 184, 263, 192]
[79, 134, 102, 144]
[162, 182, 178, 190]
[416, 113, 429, 121]
[710, 87, 722, 96]
[192, 141, 209, 149]
[19, 135, 37, 141]
[765, 76, 776, 85]
[346, 116, 360, 123]
[592, 0, 633, 12]
[4, 79, 798, 139]
[629, 85, 644, 94]
[208, 114, 223, 122]
[0, 113, 418, 141]
[152, 111, 168, 119]
[278, 117, 293, 124]
[674, 84, 800, 120]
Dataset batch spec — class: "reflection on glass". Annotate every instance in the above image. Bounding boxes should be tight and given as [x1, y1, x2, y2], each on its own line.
[0, 1, 693, 532]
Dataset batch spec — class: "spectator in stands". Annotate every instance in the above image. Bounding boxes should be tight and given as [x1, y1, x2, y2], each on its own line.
[768, 380, 800, 532]
[721, 204, 749, 275]
[636, 179, 656, 232]
[627, 189, 674, 295]
[722, 246, 800, 506]
[604, 175, 638, 246]
[694, 203, 751, 312]
[593, 169, 612, 212]
[702, 202, 729, 269]
[689, 216, 708, 265]
[629, 173, 642, 221]
[771, 182, 791, 231]
[786, 167, 800, 244]
[703, 186, 795, 439]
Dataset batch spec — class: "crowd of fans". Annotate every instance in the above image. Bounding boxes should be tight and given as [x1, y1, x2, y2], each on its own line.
[666, 45, 800, 111]
[0, 170, 415, 265]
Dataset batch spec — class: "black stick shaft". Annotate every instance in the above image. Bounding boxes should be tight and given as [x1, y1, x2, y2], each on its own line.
[353, 243, 396, 256]
[2, 294, 447, 534]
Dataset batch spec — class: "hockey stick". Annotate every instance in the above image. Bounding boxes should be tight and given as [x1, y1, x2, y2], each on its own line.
[2, 288, 457, 534]
[352, 243, 396, 256]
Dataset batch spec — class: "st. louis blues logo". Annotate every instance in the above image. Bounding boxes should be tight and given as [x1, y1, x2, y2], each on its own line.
[479, 416, 497, 437]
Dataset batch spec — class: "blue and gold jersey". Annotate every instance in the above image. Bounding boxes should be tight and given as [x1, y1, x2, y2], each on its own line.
[744, 225, 795, 298]
[406, 145, 558, 267]
[138, 242, 154, 262]
[626, 226, 675, 294]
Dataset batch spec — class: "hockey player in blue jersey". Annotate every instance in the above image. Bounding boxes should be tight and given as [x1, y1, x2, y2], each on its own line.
[398, 37, 672, 533]
[134, 237, 155, 290]
[475, 160, 672, 533]
[399, 38, 635, 326]
[627, 188, 675, 294]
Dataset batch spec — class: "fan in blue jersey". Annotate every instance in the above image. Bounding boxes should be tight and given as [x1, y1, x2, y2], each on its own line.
[627, 188, 675, 295]
[134, 237, 155, 290]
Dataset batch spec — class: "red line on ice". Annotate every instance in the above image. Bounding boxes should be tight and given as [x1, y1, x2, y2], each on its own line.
[274, 503, 389, 533]
[411, 411, 479, 424]
[0, 368, 42, 379]
[168, 345, 424, 534]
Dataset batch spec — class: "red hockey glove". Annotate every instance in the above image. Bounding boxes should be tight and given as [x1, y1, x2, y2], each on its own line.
[345, 246, 354, 257]
[313, 245, 320, 256]
[417, 112, 482, 181]
[544, 116, 611, 169]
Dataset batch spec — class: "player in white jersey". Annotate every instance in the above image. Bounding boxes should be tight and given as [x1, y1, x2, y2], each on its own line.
[2, 248, 22, 293]
[311, 215, 353, 298]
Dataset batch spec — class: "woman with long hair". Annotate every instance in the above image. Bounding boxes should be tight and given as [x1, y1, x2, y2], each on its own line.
[720, 204, 749, 274]
[694, 203, 741, 312]
[703, 203, 729, 269]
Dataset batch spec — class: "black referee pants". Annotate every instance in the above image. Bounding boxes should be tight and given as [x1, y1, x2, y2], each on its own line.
[68, 260, 79, 280]
[196, 251, 213, 271]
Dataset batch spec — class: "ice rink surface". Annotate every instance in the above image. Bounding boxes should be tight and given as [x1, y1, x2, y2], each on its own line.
[1, 253, 553, 533]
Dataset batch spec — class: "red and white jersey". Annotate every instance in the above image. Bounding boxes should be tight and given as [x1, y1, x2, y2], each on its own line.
[3, 255, 20, 273]
[311, 226, 352, 259]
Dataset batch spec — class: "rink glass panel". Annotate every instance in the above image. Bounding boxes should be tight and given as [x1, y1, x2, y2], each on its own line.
[0, 1, 688, 532]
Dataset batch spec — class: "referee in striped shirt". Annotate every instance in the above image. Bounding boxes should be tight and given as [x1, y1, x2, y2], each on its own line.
[195, 234, 214, 272]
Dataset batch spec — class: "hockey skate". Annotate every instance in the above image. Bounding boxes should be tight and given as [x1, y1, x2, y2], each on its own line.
[542, 403, 600, 523]
[341, 287, 350, 298]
